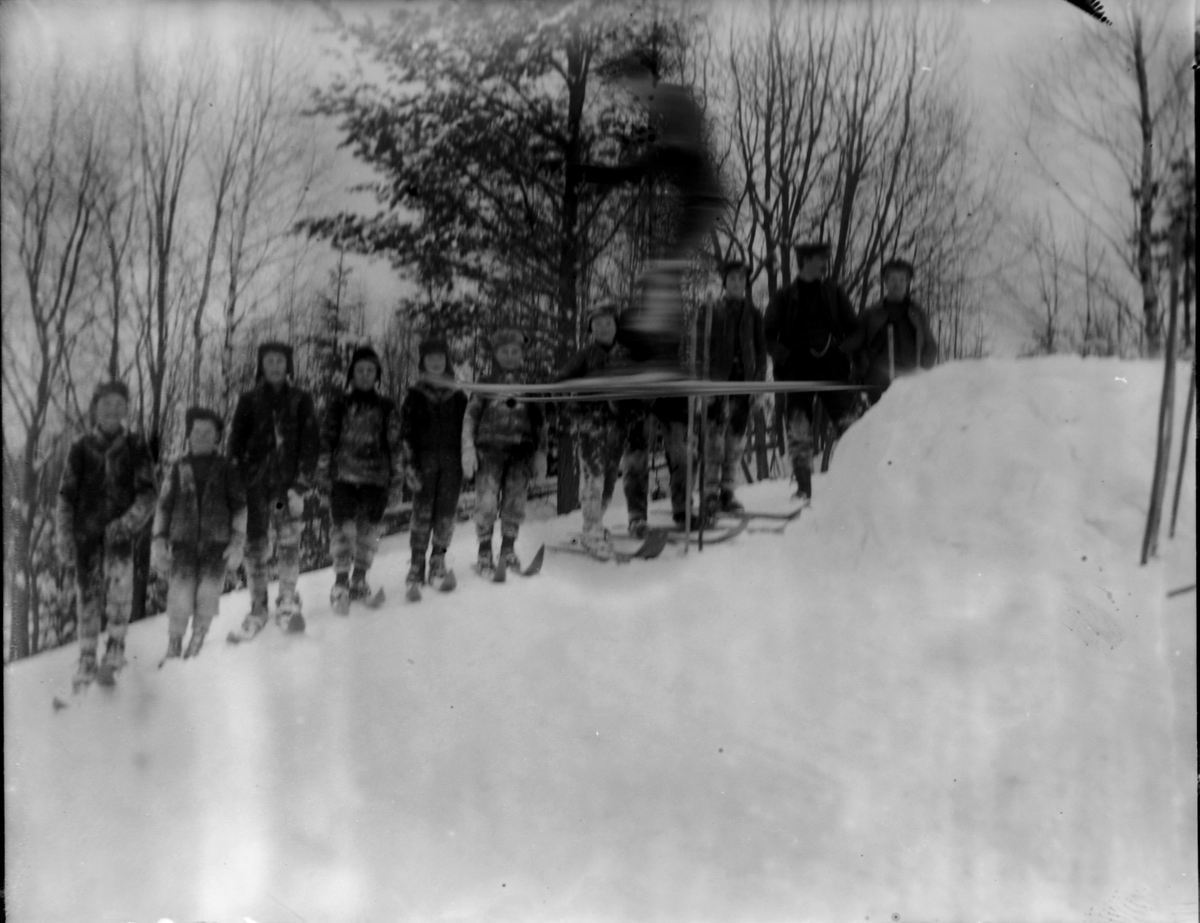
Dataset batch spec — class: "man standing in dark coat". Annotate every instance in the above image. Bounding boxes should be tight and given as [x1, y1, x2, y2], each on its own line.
[845, 258, 938, 405]
[227, 341, 320, 637]
[763, 241, 861, 505]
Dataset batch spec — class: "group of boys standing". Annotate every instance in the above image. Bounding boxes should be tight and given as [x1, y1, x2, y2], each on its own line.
[53, 243, 935, 687]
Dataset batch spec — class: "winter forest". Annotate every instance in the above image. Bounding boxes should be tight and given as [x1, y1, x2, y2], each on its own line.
[0, 0, 1194, 660]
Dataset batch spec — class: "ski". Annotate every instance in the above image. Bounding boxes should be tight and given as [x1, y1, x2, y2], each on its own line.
[549, 529, 669, 564]
[521, 545, 545, 576]
[361, 587, 386, 609]
[409, 569, 458, 602]
[405, 582, 422, 602]
[493, 554, 508, 583]
[737, 506, 805, 523]
[459, 377, 867, 403]
[94, 663, 120, 687]
[657, 514, 750, 545]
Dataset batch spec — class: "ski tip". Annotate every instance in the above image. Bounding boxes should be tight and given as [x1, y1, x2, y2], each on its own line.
[438, 571, 457, 592]
[522, 544, 545, 576]
[405, 584, 422, 602]
[52, 696, 69, 712]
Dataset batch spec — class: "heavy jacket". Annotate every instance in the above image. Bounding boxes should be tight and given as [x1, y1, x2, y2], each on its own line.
[463, 371, 545, 455]
[845, 297, 938, 388]
[153, 453, 248, 548]
[400, 375, 469, 462]
[57, 426, 157, 549]
[555, 340, 636, 423]
[763, 278, 859, 380]
[227, 381, 320, 501]
[703, 295, 767, 382]
[320, 388, 403, 488]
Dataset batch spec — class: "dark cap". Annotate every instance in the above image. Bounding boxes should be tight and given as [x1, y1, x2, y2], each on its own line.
[418, 336, 454, 374]
[184, 406, 224, 437]
[256, 341, 295, 381]
[91, 380, 130, 406]
[346, 344, 383, 389]
[490, 327, 529, 351]
[793, 241, 832, 261]
[586, 301, 620, 332]
[882, 258, 915, 278]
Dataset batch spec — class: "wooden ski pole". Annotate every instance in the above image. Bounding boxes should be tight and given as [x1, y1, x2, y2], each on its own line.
[1141, 218, 1184, 564]
[684, 290, 698, 554]
[698, 295, 714, 551]
[1169, 353, 1196, 539]
[887, 324, 895, 384]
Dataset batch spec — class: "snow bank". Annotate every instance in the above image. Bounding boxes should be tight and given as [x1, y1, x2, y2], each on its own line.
[4, 357, 1195, 923]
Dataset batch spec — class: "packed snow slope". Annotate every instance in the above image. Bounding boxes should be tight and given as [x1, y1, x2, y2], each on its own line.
[5, 356, 1197, 923]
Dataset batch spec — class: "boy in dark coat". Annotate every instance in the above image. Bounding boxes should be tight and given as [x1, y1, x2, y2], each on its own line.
[844, 258, 938, 404]
[226, 341, 320, 638]
[698, 259, 768, 524]
[763, 241, 861, 504]
[555, 302, 639, 558]
[56, 381, 158, 687]
[399, 336, 468, 589]
[318, 345, 403, 614]
[462, 327, 546, 575]
[151, 407, 247, 660]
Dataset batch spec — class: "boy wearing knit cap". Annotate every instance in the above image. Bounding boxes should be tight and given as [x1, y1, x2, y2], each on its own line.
[554, 301, 638, 559]
[317, 345, 403, 613]
[461, 327, 546, 576]
[152, 407, 247, 660]
[399, 335, 468, 593]
[227, 341, 320, 637]
[56, 380, 158, 688]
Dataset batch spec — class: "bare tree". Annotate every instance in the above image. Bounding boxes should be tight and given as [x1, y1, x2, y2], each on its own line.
[1019, 0, 1192, 356]
[1, 62, 104, 659]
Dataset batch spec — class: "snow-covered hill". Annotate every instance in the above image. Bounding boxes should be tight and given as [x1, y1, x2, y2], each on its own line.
[5, 357, 1197, 923]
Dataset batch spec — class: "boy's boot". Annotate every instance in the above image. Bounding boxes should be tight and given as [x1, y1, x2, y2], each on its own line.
[73, 648, 98, 691]
[428, 546, 453, 590]
[229, 595, 269, 642]
[628, 517, 649, 539]
[698, 493, 721, 530]
[330, 572, 351, 616]
[164, 633, 184, 661]
[276, 591, 305, 633]
[475, 542, 494, 577]
[96, 636, 126, 683]
[349, 567, 372, 602]
[580, 525, 613, 561]
[184, 627, 208, 659]
[498, 536, 520, 573]
[718, 488, 744, 515]
[406, 553, 426, 590]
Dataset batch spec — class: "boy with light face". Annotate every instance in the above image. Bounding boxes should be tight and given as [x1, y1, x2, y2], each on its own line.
[317, 345, 403, 612]
[56, 381, 157, 687]
[227, 341, 320, 637]
[462, 328, 546, 575]
[554, 302, 640, 558]
[152, 407, 247, 660]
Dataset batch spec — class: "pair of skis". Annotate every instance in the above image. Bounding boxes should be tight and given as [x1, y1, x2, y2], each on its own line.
[473, 545, 546, 584]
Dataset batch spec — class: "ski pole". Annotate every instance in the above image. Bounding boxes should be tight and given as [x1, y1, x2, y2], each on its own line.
[887, 324, 895, 384]
[1168, 352, 1196, 539]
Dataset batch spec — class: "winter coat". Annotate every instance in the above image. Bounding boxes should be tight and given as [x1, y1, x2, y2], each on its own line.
[400, 376, 468, 463]
[555, 340, 636, 423]
[463, 371, 545, 455]
[227, 381, 320, 502]
[763, 278, 860, 380]
[702, 295, 767, 382]
[845, 297, 938, 389]
[319, 388, 403, 489]
[153, 453, 248, 549]
[56, 426, 157, 550]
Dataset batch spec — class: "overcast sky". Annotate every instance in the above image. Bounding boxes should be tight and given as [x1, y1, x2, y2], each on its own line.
[2, 0, 1191, 356]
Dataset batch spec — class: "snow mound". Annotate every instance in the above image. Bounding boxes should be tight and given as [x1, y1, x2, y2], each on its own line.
[4, 357, 1195, 923]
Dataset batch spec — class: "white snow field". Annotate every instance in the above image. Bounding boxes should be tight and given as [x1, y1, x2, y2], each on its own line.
[4, 356, 1197, 923]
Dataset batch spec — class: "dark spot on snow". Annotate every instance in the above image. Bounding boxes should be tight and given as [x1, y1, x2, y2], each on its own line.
[892, 915, 900, 922]
[887, 460, 892, 465]
[1082, 556, 1087, 561]
[408, 659, 415, 664]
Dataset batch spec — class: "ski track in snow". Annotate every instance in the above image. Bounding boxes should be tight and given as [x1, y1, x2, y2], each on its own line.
[4, 357, 1197, 923]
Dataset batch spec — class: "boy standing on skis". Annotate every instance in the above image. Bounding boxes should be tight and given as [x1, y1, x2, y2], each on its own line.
[554, 302, 638, 559]
[56, 381, 158, 687]
[151, 408, 247, 660]
[462, 328, 546, 576]
[399, 336, 468, 592]
[317, 345, 404, 614]
[227, 341, 320, 638]
[698, 258, 767, 526]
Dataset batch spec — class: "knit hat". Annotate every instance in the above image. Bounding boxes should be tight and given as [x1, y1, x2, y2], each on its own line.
[184, 406, 224, 438]
[255, 341, 295, 381]
[91, 380, 130, 406]
[793, 240, 831, 261]
[345, 344, 383, 389]
[586, 301, 620, 333]
[490, 327, 528, 351]
[418, 336, 454, 374]
[881, 258, 915, 278]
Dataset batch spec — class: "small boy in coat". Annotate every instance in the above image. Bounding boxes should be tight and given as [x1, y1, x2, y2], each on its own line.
[151, 407, 247, 660]
[317, 345, 404, 613]
[226, 341, 320, 637]
[399, 336, 468, 590]
[462, 327, 546, 576]
[56, 381, 158, 687]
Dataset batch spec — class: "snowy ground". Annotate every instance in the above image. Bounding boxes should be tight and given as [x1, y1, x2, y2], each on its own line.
[4, 356, 1197, 923]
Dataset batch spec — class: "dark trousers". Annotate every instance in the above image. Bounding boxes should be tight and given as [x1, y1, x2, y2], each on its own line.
[411, 452, 463, 555]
